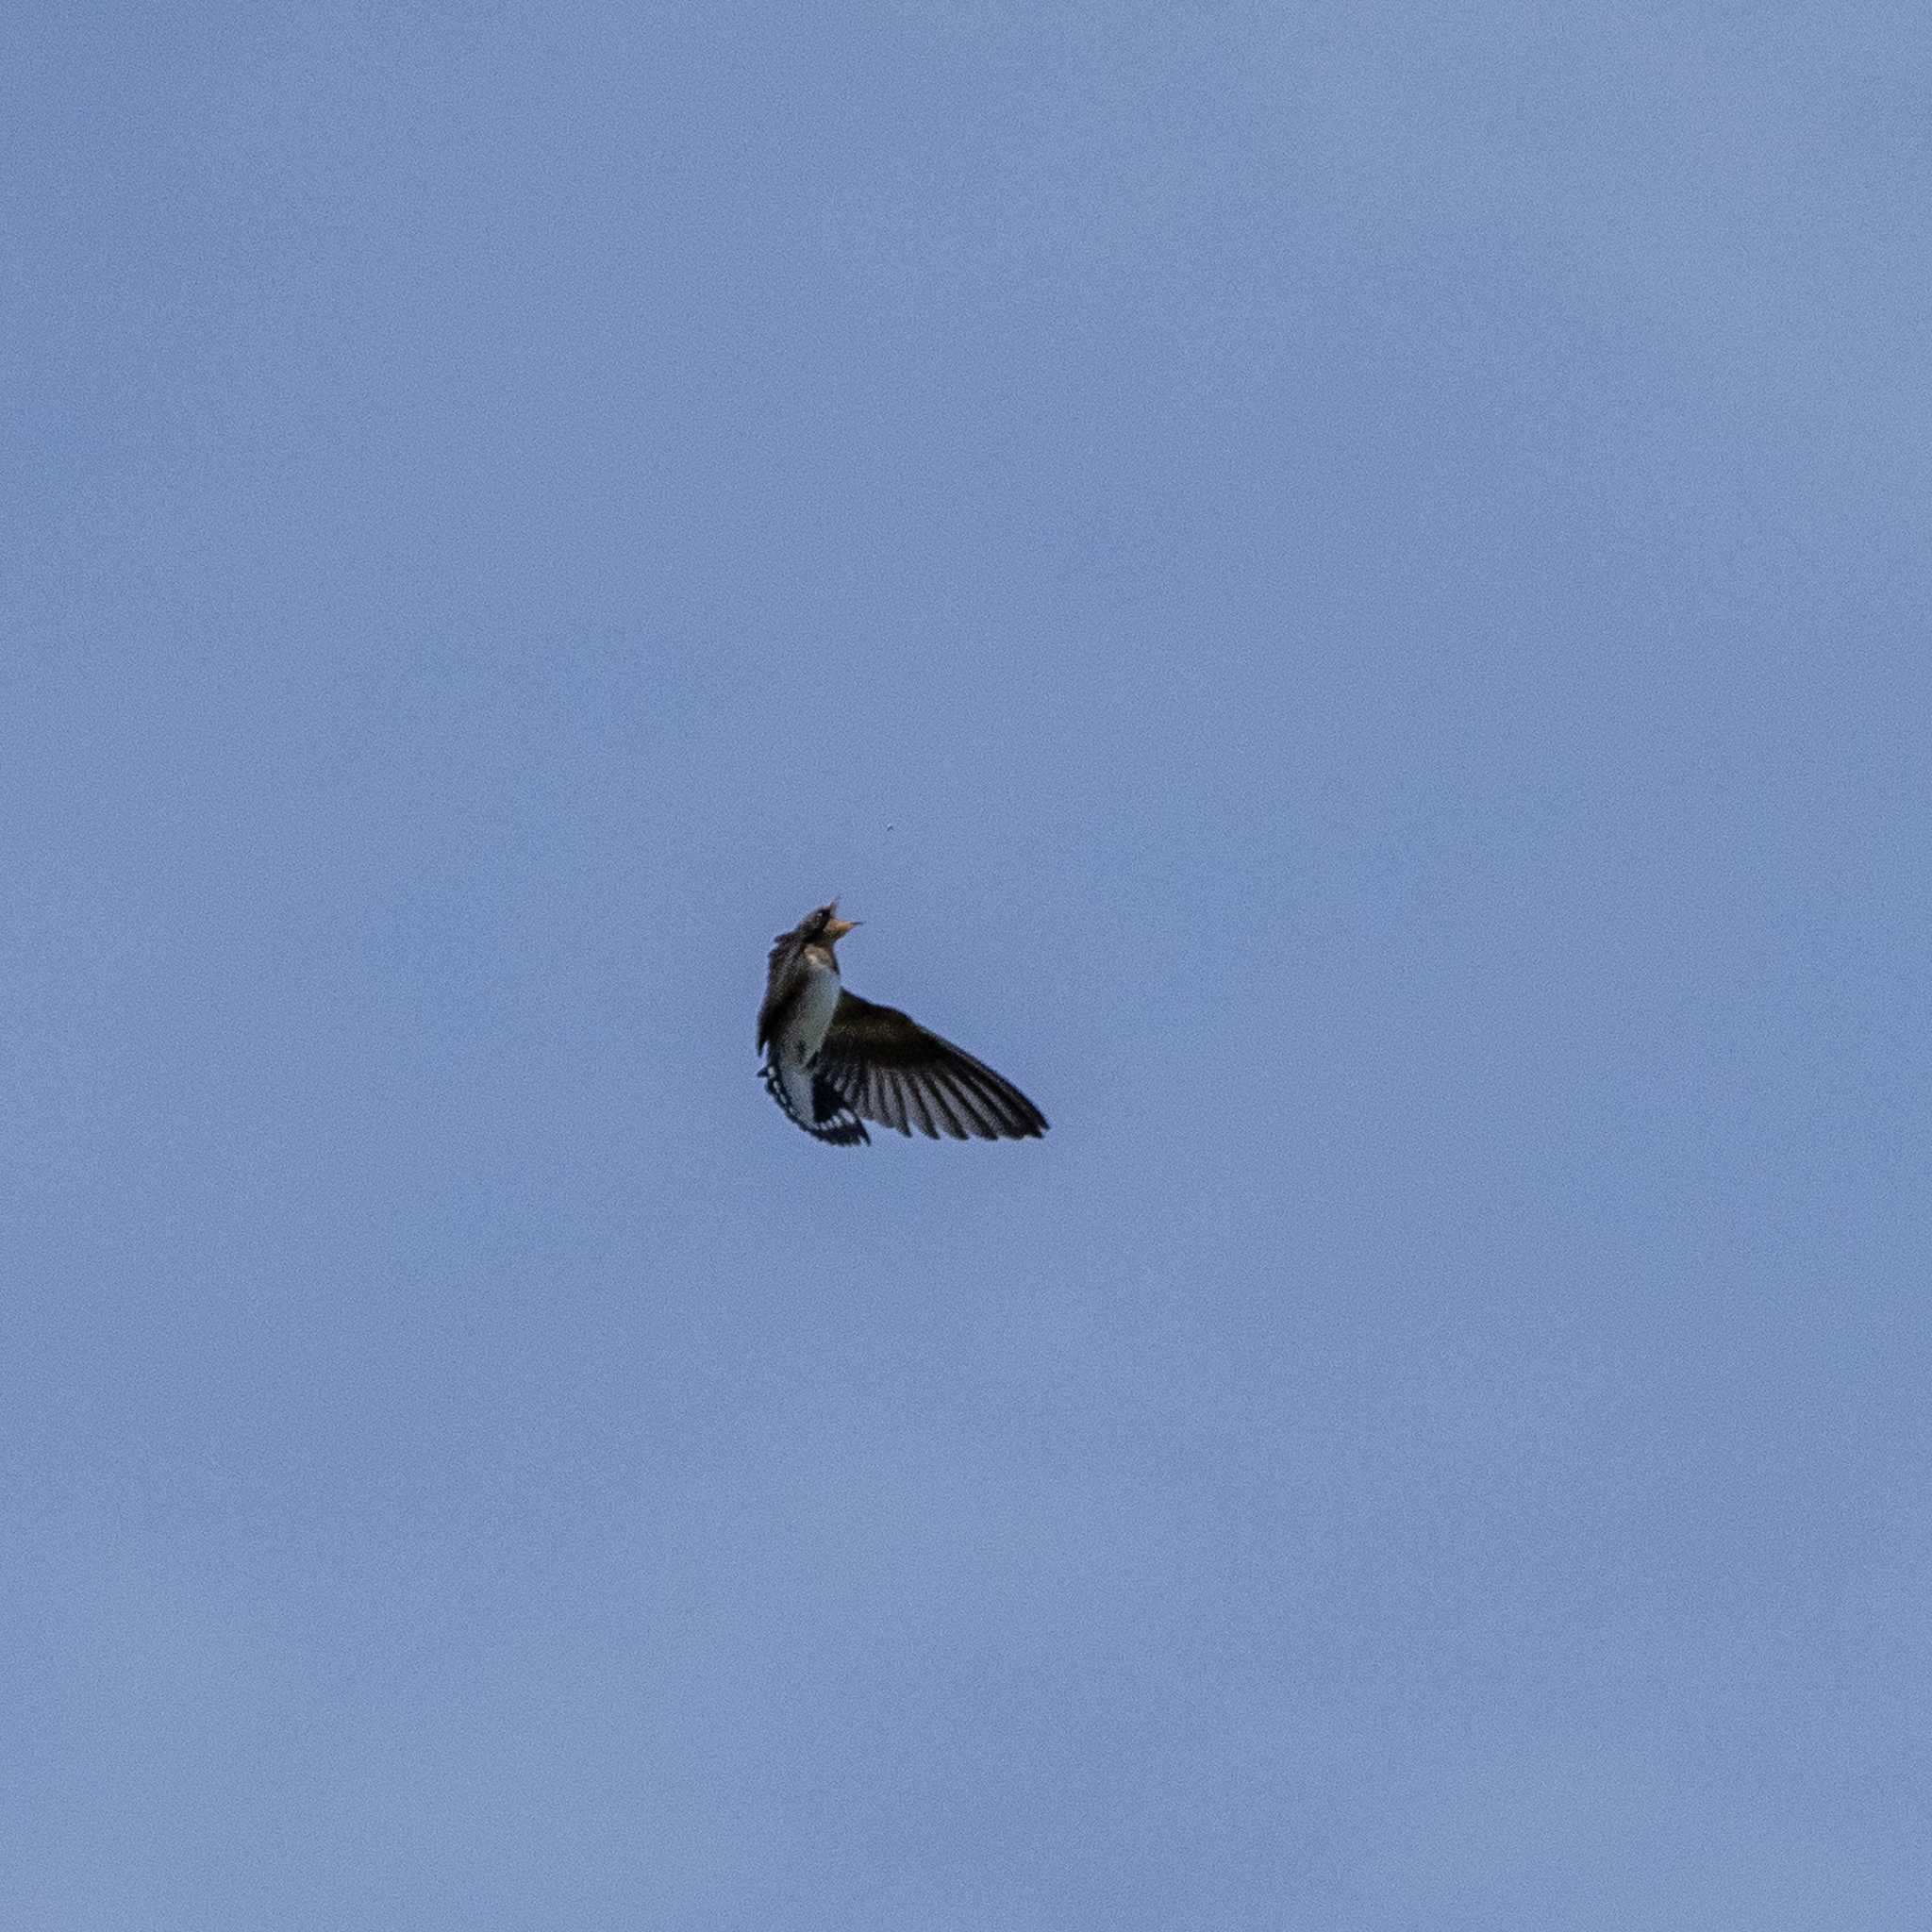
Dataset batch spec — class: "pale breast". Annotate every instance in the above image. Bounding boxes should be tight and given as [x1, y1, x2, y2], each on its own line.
[787, 958, 842, 1063]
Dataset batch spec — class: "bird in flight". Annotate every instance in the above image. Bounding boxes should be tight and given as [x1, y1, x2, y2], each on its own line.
[757, 902, 1048, 1145]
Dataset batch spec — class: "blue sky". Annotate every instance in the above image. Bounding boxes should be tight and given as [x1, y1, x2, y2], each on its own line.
[5, 3, 1927, 1925]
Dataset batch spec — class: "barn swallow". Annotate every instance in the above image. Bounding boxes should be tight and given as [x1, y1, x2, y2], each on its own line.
[757, 902, 1048, 1145]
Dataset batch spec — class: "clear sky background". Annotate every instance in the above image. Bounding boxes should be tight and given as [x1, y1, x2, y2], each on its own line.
[5, 4, 1927, 1926]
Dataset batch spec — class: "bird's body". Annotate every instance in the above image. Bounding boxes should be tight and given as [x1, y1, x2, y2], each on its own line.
[758, 902, 1047, 1146]
[760, 939, 844, 1131]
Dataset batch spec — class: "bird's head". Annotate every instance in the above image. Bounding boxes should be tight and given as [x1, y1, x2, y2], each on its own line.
[802, 900, 860, 946]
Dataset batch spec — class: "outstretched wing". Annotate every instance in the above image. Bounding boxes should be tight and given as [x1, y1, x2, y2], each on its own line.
[814, 991, 1048, 1141]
